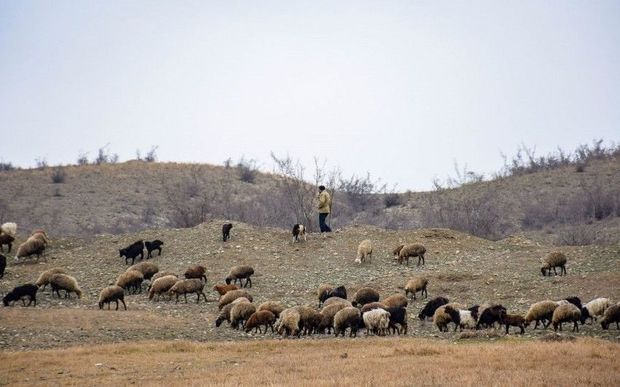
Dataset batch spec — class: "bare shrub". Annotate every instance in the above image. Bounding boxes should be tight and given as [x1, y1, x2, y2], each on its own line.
[555, 226, 595, 246]
[35, 157, 48, 169]
[76, 152, 89, 166]
[51, 166, 67, 183]
[337, 172, 384, 212]
[0, 162, 16, 171]
[383, 193, 402, 208]
[95, 145, 119, 165]
[237, 157, 258, 184]
[144, 146, 158, 162]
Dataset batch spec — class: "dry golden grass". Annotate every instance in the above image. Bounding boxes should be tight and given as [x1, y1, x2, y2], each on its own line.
[1, 338, 619, 386]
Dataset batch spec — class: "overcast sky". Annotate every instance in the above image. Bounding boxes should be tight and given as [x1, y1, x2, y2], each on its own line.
[1, 1, 618, 191]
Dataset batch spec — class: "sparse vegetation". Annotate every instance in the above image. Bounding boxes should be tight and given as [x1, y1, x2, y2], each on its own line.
[236, 156, 259, 183]
[50, 166, 67, 183]
[95, 144, 119, 165]
[0, 161, 16, 171]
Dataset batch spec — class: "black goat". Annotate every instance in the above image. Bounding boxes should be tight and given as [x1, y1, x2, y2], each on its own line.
[119, 240, 145, 265]
[418, 296, 449, 321]
[222, 223, 233, 242]
[145, 240, 164, 258]
[3, 283, 38, 306]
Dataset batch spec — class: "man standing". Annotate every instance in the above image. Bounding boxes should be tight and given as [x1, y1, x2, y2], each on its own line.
[318, 185, 332, 233]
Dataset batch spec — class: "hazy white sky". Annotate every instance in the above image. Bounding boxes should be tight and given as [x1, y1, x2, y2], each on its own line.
[1, 1, 618, 190]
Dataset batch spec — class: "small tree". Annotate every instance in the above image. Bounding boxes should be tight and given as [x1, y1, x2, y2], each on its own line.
[237, 157, 258, 183]
[51, 166, 67, 183]
[144, 146, 158, 162]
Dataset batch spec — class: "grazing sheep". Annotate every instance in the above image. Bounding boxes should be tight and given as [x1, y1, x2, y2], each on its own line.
[323, 297, 352, 307]
[333, 307, 363, 337]
[476, 304, 507, 329]
[500, 313, 526, 334]
[327, 286, 347, 301]
[257, 301, 285, 318]
[360, 302, 388, 314]
[441, 305, 462, 332]
[398, 243, 426, 266]
[119, 240, 145, 265]
[215, 303, 237, 327]
[169, 279, 207, 303]
[292, 224, 306, 242]
[275, 308, 301, 337]
[0, 254, 6, 278]
[564, 296, 582, 310]
[600, 304, 620, 330]
[15, 238, 45, 261]
[3, 283, 38, 306]
[30, 230, 50, 245]
[148, 275, 178, 301]
[245, 310, 276, 333]
[129, 261, 159, 280]
[35, 268, 67, 290]
[184, 265, 207, 282]
[218, 289, 253, 309]
[385, 307, 408, 335]
[363, 308, 391, 335]
[144, 240, 164, 258]
[459, 310, 478, 330]
[294, 306, 323, 335]
[319, 303, 347, 334]
[317, 284, 334, 307]
[382, 294, 408, 309]
[230, 302, 257, 329]
[150, 271, 177, 283]
[0, 234, 14, 253]
[116, 269, 144, 294]
[225, 265, 254, 288]
[98, 285, 127, 310]
[581, 298, 611, 324]
[433, 303, 465, 332]
[0, 222, 17, 238]
[352, 287, 380, 307]
[49, 274, 82, 299]
[524, 300, 559, 329]
[355, 239, 372, 264]
[418, 296, 449, 321]
[541, 251, 567, 276]
[552, 304, 581, 332]
[213, 283, 239, 296]
[222, 223, 233, 242]
[405, 277, 428, 300]
[392, 244, 405, 260]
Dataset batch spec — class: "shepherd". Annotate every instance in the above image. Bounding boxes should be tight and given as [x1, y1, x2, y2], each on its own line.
[317, 185, 332, 233]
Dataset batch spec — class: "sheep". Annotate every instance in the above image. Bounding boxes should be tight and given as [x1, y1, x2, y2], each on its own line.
[35, 268, 68, 290]
[119, 240, 145, 265]
[327, 285, 347, 301]
[355, 239, 372, 264]
[564, 296, 582, 310]
[398, 243, 426, 266]
[116, 269, 144, 294]
[275, 308, 301, 337]
[541, 251, 567, 276]
[333, 307, 363, 337]
[418, 296, 449, 321]
[317, 284, 333, 307]
[382, 293, 408, 309]
[581, 298, 611, 324]
[222, 223, 233, 242]
[363, 308, 391, 335]
[352, 287, 380, 307]
[392, 244, 405, 261]
[144, 240, 164, 258]
[184, 265, 207, 282]
[323, 297, 352, 307]
[169, 279, 207, 303]
[385, 307, 408, 334]
[0, 222, 17, 238]
[600, 304, 620, 330]
[225, 265, 254, 288]
[476, 304, 506, 329]
[215, 302, 239, 327]
[405, 277, 428, 300]
[218, 289, 253, 309]
[3, 283, 38, 306]
[15, 238, 45, 261]
[148, 275, 178, 301]
[128, 261, 159, 280]
[98, 285, 127, 310]
[245, 310, 276, 333]
[257, 301, 285, 318]
[360, 302, 388, 314]
[292, 224, 306, 242]
[150, 271, 178, 283]
[30, 230, 50, 245]
[459, 310, 478, 330]
[0, 234, 14, 253]
[49, 273, 82, 299]
[213, 283, 239, 296]
[435, 305, 462, 332]
[552, 303, 581, 332]
[230, 302, 257, 329]
[0, 254, 6, 279]
[319, 303, 347, 334]
[524, 300, 559, 329]
[294, 306, 323, 335]
[500, 313, 526, 334]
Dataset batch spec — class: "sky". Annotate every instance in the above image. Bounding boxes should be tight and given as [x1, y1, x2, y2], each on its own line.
[1, 1, 618, 191]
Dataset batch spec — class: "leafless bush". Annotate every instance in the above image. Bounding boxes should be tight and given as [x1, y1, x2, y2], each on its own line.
[383, 192, 403, 208]
[51, 166, 67, 183]
[237, 157, 258, 184]
[0, 162, 16, 171]
[76, 152, 89, 166]
[144, 146, 158, 162]
[223, 158, 233, 169]
[337, 172, 384, 212]
[35, 157, 48, 169]
[555, 226, 596, 246]
[95, 145, 119, 165]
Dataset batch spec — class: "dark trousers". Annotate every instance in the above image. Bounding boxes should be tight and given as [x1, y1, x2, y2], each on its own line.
[319, 213, 332, 232]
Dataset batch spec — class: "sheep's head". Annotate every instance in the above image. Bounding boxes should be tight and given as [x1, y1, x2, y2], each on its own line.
[580, 307, 590, 324]
[225, 277, 232, 285]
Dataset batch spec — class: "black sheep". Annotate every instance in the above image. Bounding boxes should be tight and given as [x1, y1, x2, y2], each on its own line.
[3, 283, 38, 306]
[145, 240, 164, 258]
[0, 234, 14, 253]
[476, 305, 507, 329]
[222, 223, 233, 242]
[0, 254, 6, 279]
[385, 306, 408, 334]
[564, 296, 582, 310]
[443, 306, 462, 332]
[418, 296, 449, 321]
[119, 240, 145, 265]
[328, 285, 347, 300]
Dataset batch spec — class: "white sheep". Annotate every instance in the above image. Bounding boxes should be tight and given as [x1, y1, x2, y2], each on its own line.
[363, 308, 391, 336]
[581, 298, 611, 324]
[355, 240, 372, 264]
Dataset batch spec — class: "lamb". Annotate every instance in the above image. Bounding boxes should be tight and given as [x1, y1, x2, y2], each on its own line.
[98, 285, 127, 310]
[355, 239, 372, 264]
[116, 269, 145, 294]
[317, 284, 334, 307]
[581, 298, 611, 324]
[392, 244, 405, 260]
[0, 234, 14, 253]
[0, 254, 6, 278]
[323, 297, 352, 307]
[405, 277, 428, 300]
[213, 283, 239, 296]
[382, 294, 408, 309]
[292, 224, 306, 242]
[333, 306, 363, 337]
[119, 240, 145, 265]
[524, 300, 559, 329]
[541, 251, 567, 276]
[319, 303, 347, 334]
[230, 302, 257, 329]
[184, 265, 207, 282]
[500, 313, 526, 334]
[275, 308, 301, 337]
[245, 310, 276, 333]
[351, 287, 380, 307]
[168, 279, 207, 303]
[552, 303, 581, 332]
[218, 289, 253, 309]
[225, 265, 254, 288]
[360, 302, 388, 314]
[385, 306, 408, 334]
[148, 275, 178, 301]
[15, 238, 46, 261]
[222, 223, 233, 242]
[600, 304, 620, 330]
[36, 268, 67, 290]
[418, 296, 449, 321]
[476, 304, 507, 329]
[3, 283, 37, 306]
[398, 243, 426, 266]
[49, 273, 82, 299]
[257, 301, 285, 318]
[144, 240, 164, 258]
[363, 308, 391, 335]
[128, 261, 159, 280]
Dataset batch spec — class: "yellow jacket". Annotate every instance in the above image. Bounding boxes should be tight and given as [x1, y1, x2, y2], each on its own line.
[318, 190, 331, 213]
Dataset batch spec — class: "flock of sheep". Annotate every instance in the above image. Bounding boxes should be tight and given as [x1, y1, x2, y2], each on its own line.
[1, 221, 619, 340]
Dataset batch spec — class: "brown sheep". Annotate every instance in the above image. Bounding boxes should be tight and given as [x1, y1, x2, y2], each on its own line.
[398, 244, 426, 266]
[319, 303, 346, 334]
[355, 240, 373, 264]
[405, 277, 428, 300]
[317, 283, 333, 307]
[212, 283, 239, 296]
[168, 279, 207, 303]
[360, 302, 388, 314]
[230, 302, 257, 329]
[98, 285, 126, 310]
[541, 252, 568, 276]
[116, 270, 144, 294]
[381, 294, 408, 309]
[352, 287, 380, 307]
[500, 313, 525, 334]
[148, 275, 178, 301]
[225, 265, 254, 288]
[128, 261, 159, 280]
[49, 274, 82, 299]
[245, 310, 276, 333]
[36, 268, 67, 290]
[257, 301, 285, 318]
[184, 265, 207, 282]
[392, 244, 405, 260]
[16, 238, 46, 261]
[218, 289, 253, 309]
